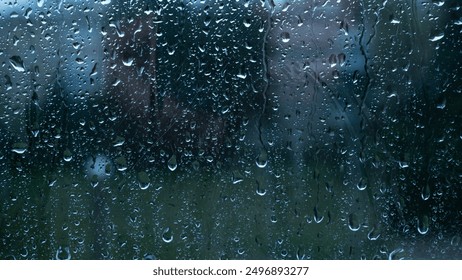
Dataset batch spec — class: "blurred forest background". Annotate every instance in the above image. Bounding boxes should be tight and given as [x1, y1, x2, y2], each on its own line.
[0, 0, 461, 259]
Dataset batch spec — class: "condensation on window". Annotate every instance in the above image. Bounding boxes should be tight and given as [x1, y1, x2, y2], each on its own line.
[0, 0, 461, 259]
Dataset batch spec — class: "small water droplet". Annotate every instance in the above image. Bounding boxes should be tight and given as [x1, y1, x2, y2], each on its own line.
[451, 235, 460, 246]
[421, 184, 431, 200]
[232, 170, 244, 184]
[143, 253, 156, 260]
[115, 156, 127, 171]
[63, 148, 73, 162]
[429, 33, 444, 42]
[388, 248, 404, 260]
[122, 57, 134, 67]
[162, 227, 173, 243]
[90, 174, 99, 188]
[9, 56, 25, 72]
[167, 155, 177, 171]
[281, 32, 290, 43]
[313, 206, 324, 223]
[436, 97, 446, 109]
[255, 180, 266, 196]
[24, 8, 33, 19]
[367, 226, 381, 240]
[236, 72, 247, 79]
[12, 143, 28, 154]
[356, 179, 367, 191]
[255, 150, 268, 168]
[338, 53, 346, 66]
[55, 246, 71, 260]
[105, 163, 112, 175]
[112, 136, 125, 147]
[328, 54, 337, 67]
[37, 0, 45, 8]
[348, 213, 360, 231]
[417, 215, 429, 234]
[137, 171, 150, 190]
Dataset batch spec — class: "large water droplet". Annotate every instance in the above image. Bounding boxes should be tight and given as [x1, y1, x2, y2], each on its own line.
[281, 32, 290, 43]
[388, 248, 404, 260]
[255, 180, 266, 196]
[37, 0, 45, 8]
[167, 155, 177, 171]
[12, 143, 28, 154]
[451, 235, 460, 246]
[122, 57, 134, 67]
[55, 246, 71, 260]
[9, 56, 25, 72]
[367, 226, 381, 240]
[429, 33, 444, 42]
[356, 179, 367, 191]
[417, 215, 429, 235]
[63, 148, 73, 162]
[162, 227, 173, 243]
[255, 150, 268, 168]
[115, 156, 127, 171]
[421, 184, 430, 200]
[232, 170, 244, 184]
[313, 206, 324, 223]
[112, 136, 125, 147]
[348, 213, 360, 231]
[137, 171, 150, 190]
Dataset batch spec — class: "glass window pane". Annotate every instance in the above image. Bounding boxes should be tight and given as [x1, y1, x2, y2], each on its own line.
[1, 0, 461, 259]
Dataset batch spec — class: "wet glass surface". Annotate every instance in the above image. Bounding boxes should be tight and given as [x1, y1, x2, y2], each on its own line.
[0, 0, 461, 259]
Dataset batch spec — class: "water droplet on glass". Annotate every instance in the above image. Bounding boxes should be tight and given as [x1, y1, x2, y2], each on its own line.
[9, 56, 25, 72]
[100, 0, 111, 5]
[55, 246, 71, 260]
[63, 148, 73, 162]
[281, 32, 290, 43]
[356, 179, 367, 191]
[451, 235, 460, 246]
[388, 248, 404, 260]
[417, 215, 429, 235]
[436, 97, 446, 109]
[313, 206, 324, 223]
[255, 150, 268, 168]
[24, 8, 33, 19]
[162, 227, 173, 243]
[255, 180, 266, 196]
[429, 33, 444, 42]
[192, 160, 200, 171]
[12, 143, 28, 154]
[115, 156, 127, 171]
[328, 54, 337, 67]
[112, 136, 125, 147]
[367, 226, 381, 240]
[421, 184, 431, 200]
[122, 57, 134, 67]
[143, 253, 156, 260]
[232, 170, 244, 184]
[348, 213, 360, 231]
[105, 163, 112, 176]
[75, 57, 84, 64]
[37, 0, 45, 8]
[137, 171, 151, 190]
[167, 155, 177, 171]
[236, 72, 247, 79]
[90, 174, 99, 188]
